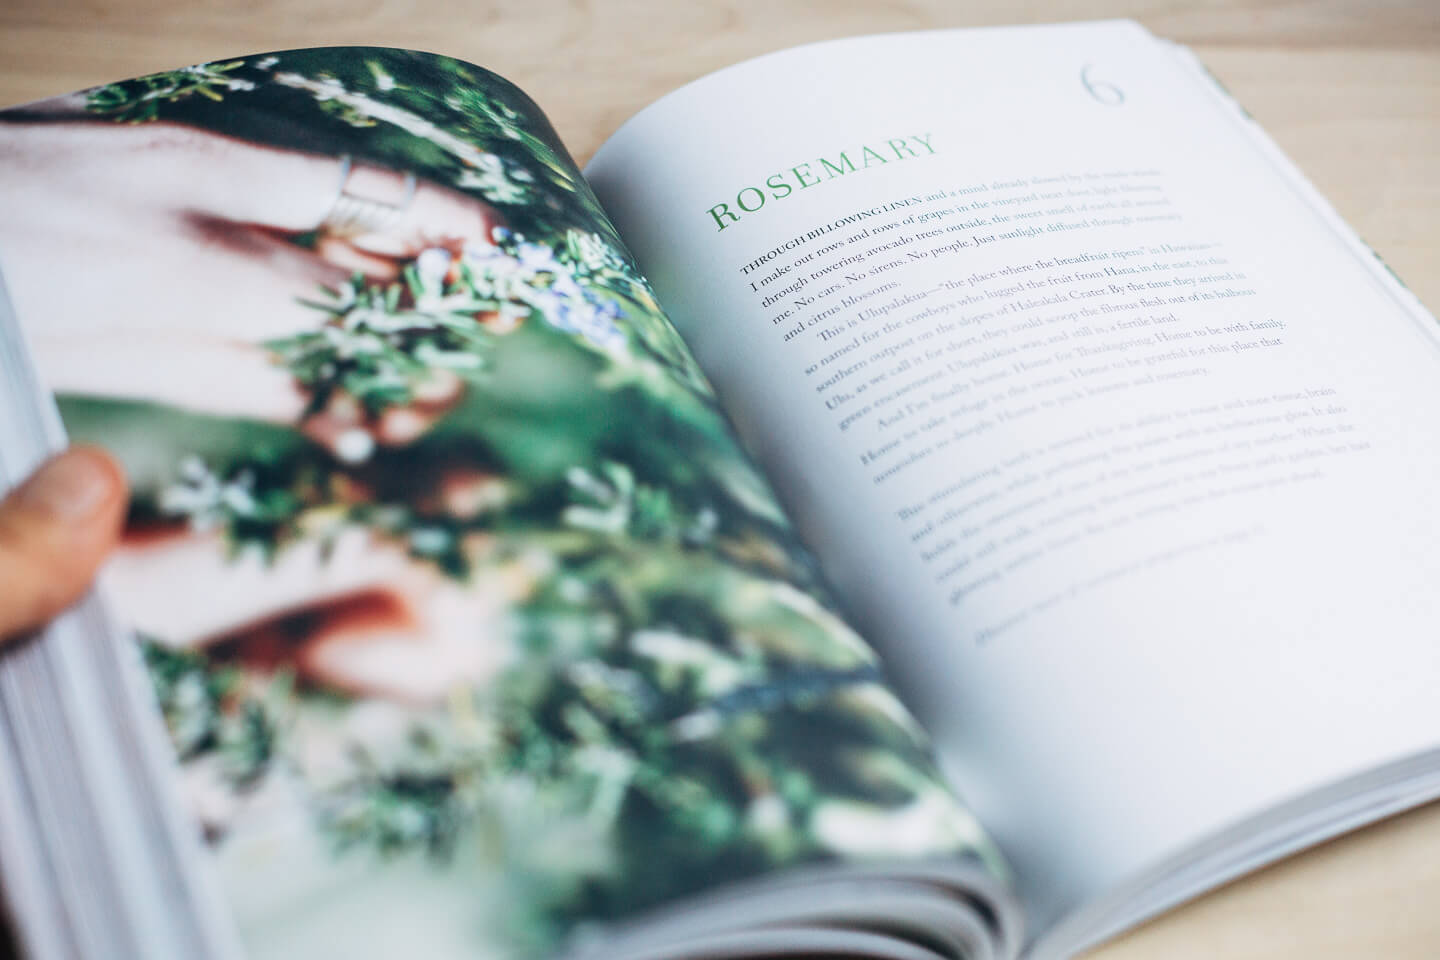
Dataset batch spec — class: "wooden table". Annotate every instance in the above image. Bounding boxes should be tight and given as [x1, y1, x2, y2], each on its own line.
[2, 1, 1438, 957]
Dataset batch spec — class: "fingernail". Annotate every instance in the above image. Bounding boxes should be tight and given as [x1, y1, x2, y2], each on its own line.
[15, 450, 117, 519]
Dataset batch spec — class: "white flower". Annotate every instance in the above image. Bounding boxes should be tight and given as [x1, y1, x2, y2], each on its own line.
[454, 166, 528, 204]
[219, 473, 259, 515]
[746, 794, 790, 835]
[415, 246, 453, 295]
[334, 428, 375, 465]
[159, 457, 258, 530]
[571, 231, 617, 272]
[630, 630, 746, 696]
[669, 710, 722, 742]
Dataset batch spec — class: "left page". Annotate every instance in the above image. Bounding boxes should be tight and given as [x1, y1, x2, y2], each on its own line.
[0, 48, 1010, 960]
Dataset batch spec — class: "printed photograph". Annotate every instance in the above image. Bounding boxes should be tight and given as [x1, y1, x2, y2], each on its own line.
[0, 48, 1001, 959]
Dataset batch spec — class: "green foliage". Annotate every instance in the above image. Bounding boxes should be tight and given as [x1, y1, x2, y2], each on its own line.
[272, 266, 494, 419]
[79, 47, 998, 954]
[85, 61, 254, 123]
[323, 760, 471, 860]
[157, 454, 329, 560]
[142, 640, 283, 787]
[82, 49, 616, 249]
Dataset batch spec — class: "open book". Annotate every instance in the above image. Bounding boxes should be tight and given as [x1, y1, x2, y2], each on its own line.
[1, 19, 1438, 960]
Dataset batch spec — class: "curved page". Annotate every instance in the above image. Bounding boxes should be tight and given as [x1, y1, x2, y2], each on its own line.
[586, 20, 1440, 942]
[0, 48, 1011, 960]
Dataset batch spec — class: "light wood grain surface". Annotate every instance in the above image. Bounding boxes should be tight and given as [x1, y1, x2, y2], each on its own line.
[2, 1, 1438, 957]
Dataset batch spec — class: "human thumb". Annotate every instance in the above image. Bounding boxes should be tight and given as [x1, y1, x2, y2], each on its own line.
[0, 448, 128, 644]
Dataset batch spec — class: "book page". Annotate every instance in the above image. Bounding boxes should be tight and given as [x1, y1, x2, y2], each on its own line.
[0, 49, 1012, 960]
[586, 21, 1440, 933]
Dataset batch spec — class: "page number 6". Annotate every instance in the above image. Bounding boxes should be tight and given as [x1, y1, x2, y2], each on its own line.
[1081, 64, 1125, 106]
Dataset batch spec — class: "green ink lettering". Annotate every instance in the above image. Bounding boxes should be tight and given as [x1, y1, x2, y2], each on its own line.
[820, 153, 856, 178]
[708, 202, 739, 231]
[888, 138, 917, 160]
[736, 187, 766, 212]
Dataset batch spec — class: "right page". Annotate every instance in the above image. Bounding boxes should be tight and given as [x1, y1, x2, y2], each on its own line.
[586, 19, 1440, 944]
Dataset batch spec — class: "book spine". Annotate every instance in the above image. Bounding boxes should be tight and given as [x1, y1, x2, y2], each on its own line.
[0, 267, 244, 960]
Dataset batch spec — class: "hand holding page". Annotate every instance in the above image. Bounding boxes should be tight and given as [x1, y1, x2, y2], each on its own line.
[1, 21, 1438, 960]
